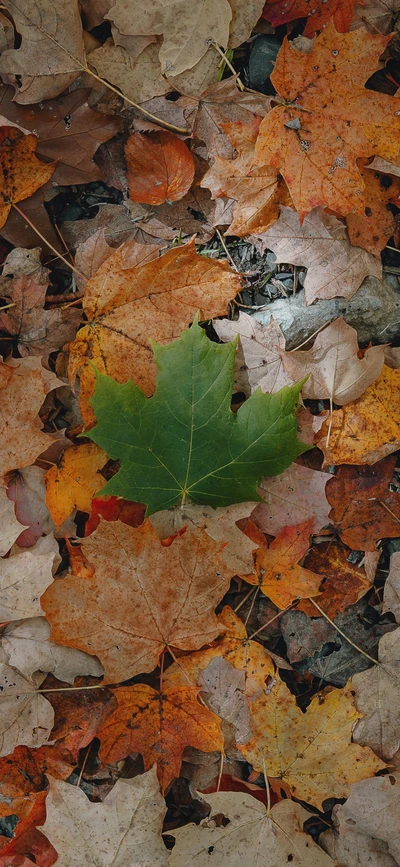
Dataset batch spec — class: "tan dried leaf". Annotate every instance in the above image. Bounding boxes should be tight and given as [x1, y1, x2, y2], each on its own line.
[2, 617, 104, 684]
[383, 552, 400, 622]
[352, 627, 400, 760]
[0, 487, 26, 554]
[0, 534, 58, 621]
[214, 312, 292, 396]
[0, 664, 53, 757]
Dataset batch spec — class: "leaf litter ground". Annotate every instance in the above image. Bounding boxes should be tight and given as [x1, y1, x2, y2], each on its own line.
[0, 3, 400, 866]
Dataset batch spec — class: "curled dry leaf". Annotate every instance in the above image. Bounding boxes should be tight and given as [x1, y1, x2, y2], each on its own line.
[282, 317, 385, 405]
[383, 551, 400, 622]
[0, 356, 61, 476]
[252, 462, 332, 536]
[316, 365, 400, 465]
[2, 617, 104, 684]
[253, 207, 382, 305]
[0, 534, 58, 621]
[246, 519, 323, 609]
[170, 792, 338, 867]
[0, 0, 86, 103]
[352, 627, 400, 760]
[213, 312, 292, 397]
[254, 25, 400, 220]
[0, 127, 55, 229]
[44, 443, 108, 528]
[67, 238, 241, 425]
[41, 519, 231, 683]
[97, 684, 223, 792]
[240, 675, 385, 809]
[0, 487, 26, 555]
[106, 0, 232, 77]
[39, 770, 169, 867]
[201, 118, 292, 237]
[326, 456, 400, 550]
[125, 131, 195, 206]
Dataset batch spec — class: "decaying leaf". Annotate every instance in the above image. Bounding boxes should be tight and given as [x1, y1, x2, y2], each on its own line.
[246, 519, 322, 609]
[0, 127, 55, 229]
[352, 627, 400, 760]
[0, 534, 58, 621]
[240, 675, 385, 809]
[346, 158, 400, 256]
[254, 208, 382, 304]
[283, 317, 385, 405]
[169, 792, 338, 867]
[0, 665, 53, 758]
[299, 540, 371, 619]
[254, 25, 400, 220]
[6, 465, 56, 547]
[252, 463, 332, 536]
[45, 443, 108, 528]
[86, 318, 307, 513]
[320, 773, 400, 866]
[41, 519, 231, 683]
[214, 313, 292, 397]
[0, 356, 61, 476]
[262, 0, 358, 37]
[198, 656, 251, 745]
[326, 456, 400, 550]
[316, 365, 400, 465]
[39, 769, 169, 867]
[67, 239, 241, 425]
[0, 0, 86, 103]
[97, 683, 223, 792]
[126, 131, 195, 206]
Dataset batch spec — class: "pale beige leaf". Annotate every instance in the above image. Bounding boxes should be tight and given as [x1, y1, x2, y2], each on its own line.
[0, 0, 85, 102]
[0, 663, 53, 757]
[0, 356, 62, 475]
[252, 463, 332, 535]
[367, 155, 400, 176]
[0, 534, 59, 620]
[169, 793, 336, 867]
[253, 206, 382, 304]
[214, 313, 292, 396]
[352, 627, 400, 760]
[383, 552, 400, 622]
[150, 502, 258, 579]
[2, 617, 104, 684]
[282, 317, 385, 405]
[228, 0, 266, 47]
[199, 657, 251, 745]
[320, 773, 400, 867]
[40, 768, 168, 867]
[107, 0, 232, 76]
[74, 229, 115, 291]
[90, 40, 172, 104]
[350, 0, 399, 34]
[0, 487, 26, 555]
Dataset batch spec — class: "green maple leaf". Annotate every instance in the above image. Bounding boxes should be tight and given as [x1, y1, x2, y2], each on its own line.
[85, 318, 308, 515]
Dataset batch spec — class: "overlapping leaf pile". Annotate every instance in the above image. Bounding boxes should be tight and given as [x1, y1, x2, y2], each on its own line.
[0, 0, 399, 865]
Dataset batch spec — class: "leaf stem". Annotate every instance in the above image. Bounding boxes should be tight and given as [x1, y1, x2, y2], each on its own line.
[210, 42, 245, 91]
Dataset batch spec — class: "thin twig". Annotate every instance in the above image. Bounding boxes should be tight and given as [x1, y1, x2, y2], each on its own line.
[76, 743, 92, 788]
[12, 204, 86, 280]
[216, 228, 240, 271]
[308, 599, 380, 666]
[247, 604, 294, 641]
[0, 302, 16, 311]
[210, 42, 245, 90]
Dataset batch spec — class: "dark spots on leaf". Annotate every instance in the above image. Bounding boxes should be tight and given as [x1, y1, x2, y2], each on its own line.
[365, 207, 372, 216]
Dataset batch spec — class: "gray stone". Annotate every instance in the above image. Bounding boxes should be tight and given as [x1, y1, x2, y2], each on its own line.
[252, 276, 400, 347]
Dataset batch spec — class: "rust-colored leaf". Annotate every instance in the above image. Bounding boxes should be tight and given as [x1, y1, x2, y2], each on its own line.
[97, 683, 223, 792]
[41, 519, 231, 683]
[125, 131, 195, 205]
[262, 0, 358, 37]
[298, 541, 371, 619]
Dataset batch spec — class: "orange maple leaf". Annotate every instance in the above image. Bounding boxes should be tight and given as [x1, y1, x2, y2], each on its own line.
[254, 24, 400, 220]
[262, 0, 360, 38]
[97, 683, 223, 792]
[0, 127, 55, 229]
[125, 131, 195, 206]
[246, 518, 322, 608]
